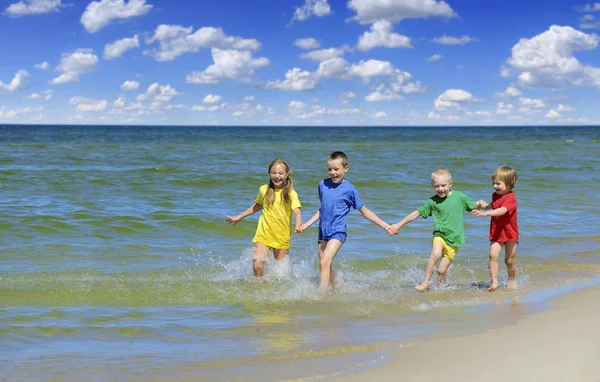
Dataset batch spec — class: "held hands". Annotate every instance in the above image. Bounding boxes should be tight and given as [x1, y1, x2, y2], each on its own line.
[386, 223, 400, 236]
[225, 215, 242, 225]
[471, 209, 489, 217]
[475, 200, 489, 210]
[294, 223, 305, 233]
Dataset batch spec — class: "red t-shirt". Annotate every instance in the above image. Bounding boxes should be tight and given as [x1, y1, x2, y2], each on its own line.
[489, 191, 518, 242]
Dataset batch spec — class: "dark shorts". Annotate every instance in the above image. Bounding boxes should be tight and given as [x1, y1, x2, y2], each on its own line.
[318, 232, 347, 244]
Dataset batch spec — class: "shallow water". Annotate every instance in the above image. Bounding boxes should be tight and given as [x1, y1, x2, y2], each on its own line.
[1, 125, 599, 380]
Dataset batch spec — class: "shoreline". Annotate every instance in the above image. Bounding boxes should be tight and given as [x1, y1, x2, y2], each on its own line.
[328, 282, 600, 382]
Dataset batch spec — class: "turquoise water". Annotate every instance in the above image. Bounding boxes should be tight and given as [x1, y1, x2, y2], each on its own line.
[1, 125, 599, 380]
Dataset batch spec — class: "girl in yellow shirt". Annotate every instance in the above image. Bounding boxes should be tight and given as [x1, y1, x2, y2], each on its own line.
[226, 159, 302, 279]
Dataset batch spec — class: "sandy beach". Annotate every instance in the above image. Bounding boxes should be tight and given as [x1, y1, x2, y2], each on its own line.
[332, 284, 600, 382]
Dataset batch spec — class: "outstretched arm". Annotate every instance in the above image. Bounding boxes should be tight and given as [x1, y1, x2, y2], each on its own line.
[296, 210, 319, 232]
[293, 207, 302, 232]
[225, 203, 262, 225]
[386, 210, 420, 236]
[475, 200, 490, 210]
[472, 206, 507, 217]
[358, 206, 391, 231]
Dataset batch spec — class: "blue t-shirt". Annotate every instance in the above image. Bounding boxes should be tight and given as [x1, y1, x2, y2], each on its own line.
[318, 178, 364, 238]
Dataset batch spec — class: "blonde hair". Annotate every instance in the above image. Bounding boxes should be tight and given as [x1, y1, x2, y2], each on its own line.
[264, 158, 294, 206]
[328, 151, 349, 167]
[492, 166, 518, 189]
[431, 168, 452, 182]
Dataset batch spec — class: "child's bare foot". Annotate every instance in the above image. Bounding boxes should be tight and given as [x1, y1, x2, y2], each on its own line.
[507, 280, 517, 289]
[487, 282, 498, 292]
[415, 283, 429, 292]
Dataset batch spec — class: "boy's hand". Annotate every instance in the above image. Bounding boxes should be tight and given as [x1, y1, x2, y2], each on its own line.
[225, 215, 242, 225]
[475, 200, 489, 209]
[471, 209, 488, 217]
[295, 223, 306, 233]
[386, 223, 400, 236]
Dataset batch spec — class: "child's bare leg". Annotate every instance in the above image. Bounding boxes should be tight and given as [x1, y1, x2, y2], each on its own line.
[416, 243, 443, 291]
[436, 257, 452, 287]
[504, 241, 518, 289]
[318, 239, 343, 291]
[488, 242, 503, 291]
[253, 242, 270, 279]
[273, 248, 289, 262]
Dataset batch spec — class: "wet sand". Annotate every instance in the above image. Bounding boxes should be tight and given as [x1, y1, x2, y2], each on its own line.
[331, 284, 600, 382]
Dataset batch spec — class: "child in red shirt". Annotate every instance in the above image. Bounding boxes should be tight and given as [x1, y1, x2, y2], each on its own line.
[473, 166, 519, 291]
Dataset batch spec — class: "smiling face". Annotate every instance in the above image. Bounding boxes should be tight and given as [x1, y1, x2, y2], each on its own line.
[327, 158, 348, 184]
[431, 175, 453, 198]
[492, 179, 509, 195]
[269, 163, 288, 189]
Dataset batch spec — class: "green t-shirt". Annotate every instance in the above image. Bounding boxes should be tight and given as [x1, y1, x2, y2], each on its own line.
[417, 190, 476, 247]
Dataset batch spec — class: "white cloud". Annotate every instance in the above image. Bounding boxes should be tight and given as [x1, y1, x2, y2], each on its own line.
[28, 90, 53, 101]
[4, 0, 64, 17]
[266, 68, 318, 91]
[433, 89, 476, 111]
[315, 57, 349, 79]
[496, 102, 514, 114]
[506, 25, 600, 88]
[185, 48, 270, 84]
[426, 54, 442, 62]
[557, 104, 575, 112]
[295, 105, 361, 119]
[580, 20, 600, 29]
[518, 97, 545, 113]
[0, 70, 30, 92]
[348, 0, 456, 24]
[348, 59, 395, 78]
[137, 82, 180, 103]
[294, 38, 320, 50]
[432, 35, 479, 45]
[145, 25, 261, 61]
[495, 86, 522, 98]
[104, 35, 139, 59]
[300, 45, 349, 61]
[81, 0, 152, 33]
[578, 3, 600, 12]
[401, 81, 427, 93]
[77, 100, 108, 112]
[191, 105, 220, 112]
[113, 96, 125, 108]
[50, 49, 98, 84]
[34, 61, 50, 70]
[288, 100, 307, 109]
[357, 20, 411, 51]
[0, 106, 43, 118]
[365, 85, 403, 101]
[291, 0, 330, 23]
[120, 80, 140, 90]
[26, 92, 41, 99]
[546, 109, 560, 118]
[242, 95, 255, 102]
[339, 91, 356, 103]
[373, 111, 390, 119]
[203, 94, 221, 104]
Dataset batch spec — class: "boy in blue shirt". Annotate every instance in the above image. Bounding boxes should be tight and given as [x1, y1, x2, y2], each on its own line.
[297, 151, 390, 291]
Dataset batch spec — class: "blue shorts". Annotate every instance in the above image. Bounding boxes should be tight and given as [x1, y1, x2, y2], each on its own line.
[318, 232, 347, 243]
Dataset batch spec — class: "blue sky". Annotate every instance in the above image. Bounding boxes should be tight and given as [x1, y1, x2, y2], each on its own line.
[1, 0, 600, 126]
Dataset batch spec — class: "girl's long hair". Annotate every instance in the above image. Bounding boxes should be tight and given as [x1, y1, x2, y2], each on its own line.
[264, 158, 293, 206]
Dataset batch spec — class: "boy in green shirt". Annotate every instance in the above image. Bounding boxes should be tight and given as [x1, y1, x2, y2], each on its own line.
[387, 168, 484, 291]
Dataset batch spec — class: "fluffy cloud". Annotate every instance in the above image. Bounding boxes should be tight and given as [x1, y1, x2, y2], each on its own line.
[70, 96, 108, 112]
[203, 94, 221, 104]
[506, 25, 600, 88]
[432, 35, 479, 45]
[401, 81, 427, 93]
[373, 111, 390, 119]
[0, 106, 43, 118]
[137, 83, 180, 103]
[4, 0, 64, 17]
[433, 89, 476, 111]
[546, 109, 560, 118]
[365, 85, 404, 101]
[315, 57, 349, 79]
[0, 70, 30, 92]
[81, 0, 152, 33]
[518, 97, 545, 113]
[50, 49, 98, 84]
[185, 49, 270, 84]
[145, 25, 261, 61]
[426, 54, 442, 62]
[243, 95, 255, 101]
[120, 80, 140, 90]
[294, 38, 320, 50]
[295, 105, 361, 119]
[266, 68, 318, 91]
[300, 45, 350, 61]
[557, 104, 575, 112]
[577, 3, 600, 12]
[357, 20, 411, 51]
[339, 91, 356, 103]
[348, 0, 456, 24]
[291, 0, 330, 23]
[496, 102, 514, 115]
[104, 35, 140, 59]
[34, 61, 49, 70]
[495, 86, 522, 98]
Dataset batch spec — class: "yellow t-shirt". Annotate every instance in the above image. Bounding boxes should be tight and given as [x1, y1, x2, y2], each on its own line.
[252, 185, 301, 250]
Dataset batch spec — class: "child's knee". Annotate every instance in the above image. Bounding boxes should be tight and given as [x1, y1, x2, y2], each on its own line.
[505, 257, 515, 267]
[253, 260, 265, 272]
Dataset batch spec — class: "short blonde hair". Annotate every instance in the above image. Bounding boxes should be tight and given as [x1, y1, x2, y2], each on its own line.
[328, 151, 349, 167]
[492, 166, 518, 189]
[431, 168, 452, 182]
